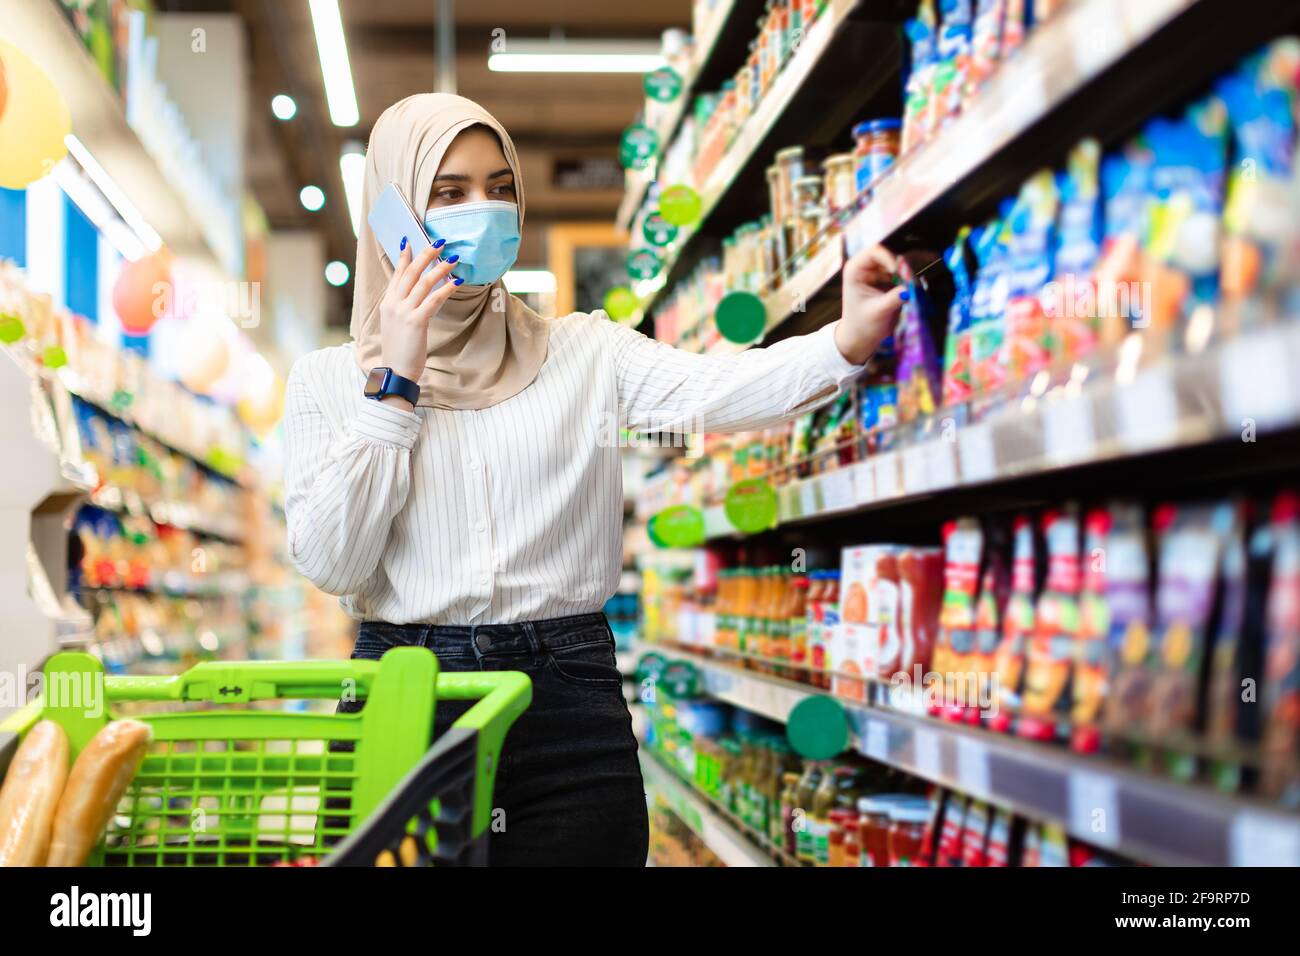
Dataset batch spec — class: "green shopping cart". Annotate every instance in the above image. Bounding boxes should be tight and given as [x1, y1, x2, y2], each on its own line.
[0, 647, 531, 867]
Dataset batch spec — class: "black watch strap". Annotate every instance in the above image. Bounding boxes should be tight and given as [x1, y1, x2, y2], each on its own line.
[364, 367, 421, 405]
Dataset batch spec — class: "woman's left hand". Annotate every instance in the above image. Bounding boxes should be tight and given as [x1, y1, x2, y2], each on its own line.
[834, 244, 908, 366]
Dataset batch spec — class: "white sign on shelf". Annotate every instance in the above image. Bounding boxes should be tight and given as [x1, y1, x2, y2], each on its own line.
[927, 439, 958, 490]
[956, 736, 991, 797]
[1117, 366, 1179, 450]
[1228, 813, 1300, 867]
[851, 460, 876, 506]
[913, 727, 942, 780]
[874, 452, 901, 500]
[865, 718, 889, 762]
[958, 422, 997, 484]
[800, 477, 822, 517]
[1219, 330, 1297, 431]
[820, 467, 856, 513]
[1043, 395, 1096, 464]
[901, 444, 930, 494]
[1068, 769, 1121, 849]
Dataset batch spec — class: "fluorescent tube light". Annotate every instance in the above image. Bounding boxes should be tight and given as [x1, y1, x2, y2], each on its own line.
[339, 144, 366, 236]
[63, 134, 162, 254]
[52, 159, 147, 262]
[503, 270, 557, 294]
[308, 0, 360, 127]
[488, 39, 664, 74]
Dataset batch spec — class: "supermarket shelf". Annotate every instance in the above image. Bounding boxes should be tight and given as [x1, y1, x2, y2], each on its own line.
[633, 0, 900, 323]
[2, 0, 221, 268]
[88, 485, 245, 543]
[638, 748, 776, 867]
[637, 640, 1300, 867]
[616, 0, 757, 233]
[689, 320, 1300, 539]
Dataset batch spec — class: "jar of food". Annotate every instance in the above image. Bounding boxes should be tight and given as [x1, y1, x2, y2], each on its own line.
[841, 817, 862, 867]
[822, 153, 857, 221]
[852, 118, 902, 194]
[887, 797, 933, 866]
[774, 146, 805, 228]
[793, 762, 823, 864]
[827, 807, 854, 868]
[779, 770, 801, 857]
[857, 795, 894, 866]
[792, 175, 825, 261]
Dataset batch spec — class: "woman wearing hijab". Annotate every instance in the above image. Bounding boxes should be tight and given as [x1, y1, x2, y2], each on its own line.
[285, 93, 908, 866]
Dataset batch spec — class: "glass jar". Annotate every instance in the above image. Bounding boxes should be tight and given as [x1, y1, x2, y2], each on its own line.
[841, 817, 862, 867]
[774, 146, 805, 229]
[822, 153, 857, 222]
[852, 118, 902, 194]
[887, 797, 933, 866]
[827, 807, 853, 868]
[857, 795, 894, 867]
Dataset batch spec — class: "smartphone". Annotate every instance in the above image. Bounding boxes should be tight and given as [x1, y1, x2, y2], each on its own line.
[367, 182, 449, 283]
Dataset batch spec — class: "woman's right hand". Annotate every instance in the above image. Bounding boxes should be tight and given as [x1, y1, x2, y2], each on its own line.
[379, 240, 461, 384]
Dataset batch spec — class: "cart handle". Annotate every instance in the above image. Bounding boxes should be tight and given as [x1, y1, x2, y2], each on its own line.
[103, 659, 386, 703]
[438, 671, 532, 835]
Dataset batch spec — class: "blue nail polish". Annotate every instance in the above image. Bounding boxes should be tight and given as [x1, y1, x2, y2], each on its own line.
[433, 238, 446, 248]
[446, 254, 459, 264]
[399, 236, 407, 251]
[899, 288, 911, 302]
[453, 277, 464, 285]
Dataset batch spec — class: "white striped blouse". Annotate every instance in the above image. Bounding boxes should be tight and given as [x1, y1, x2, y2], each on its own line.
[283, 312, 863, 625]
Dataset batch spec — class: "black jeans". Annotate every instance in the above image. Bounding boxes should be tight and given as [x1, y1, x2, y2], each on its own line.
[344, 612, 648, 867]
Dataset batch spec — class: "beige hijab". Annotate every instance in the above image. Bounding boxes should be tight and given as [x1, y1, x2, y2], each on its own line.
[350, 93, 549, 409]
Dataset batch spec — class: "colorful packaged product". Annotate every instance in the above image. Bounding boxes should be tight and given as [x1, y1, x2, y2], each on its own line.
[960, 799, 991, 867]
[1003, 169, 1059, 381]
[965, 0, 1006, 98]
[895, 267, 948, 423]
[968, 205, 1013, 393]
[1094, 142, 1155, 346]
[1261, 492, 1300, 803]
[901, 4, 939, 156]
[941, 227, 977, 407]
[999, 0, 1027, 58]
[1049, 139, 1104, 362]
[1205, 506, 1250, 790]
[1019, 507, 1082, 742]
[936, 793, 969, 866]
[989, 516, 1036, 732]
[985, 808, 1012, 866]
[935, 0, 974, 126]
[968, 545, 1009, 725]
[884, 546, 944, 682]
[935, 518, 983, 719]
[835, 546, 902, 700]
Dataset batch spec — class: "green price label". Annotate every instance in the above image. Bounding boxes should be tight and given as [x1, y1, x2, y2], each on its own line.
[786, 695, 850, 760]
[619, 123, 659, 170]
[661, 660, 699, 699]
[714, 290, 767, 344]
[641, 211, 679, 247]
[0, 313, 26, 343]
[626, 247, 663, 280]
[643, 66, 683, 102]
[603, 286, 640, 323]
[724, 477, 778, 534]
[650, 504, 705, 549]
[658, 184, 701, 227]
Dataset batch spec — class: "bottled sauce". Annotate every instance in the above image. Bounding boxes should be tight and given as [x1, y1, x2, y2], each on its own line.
[793, 762, 823, 863]
[822, 152, 857, 222]
[858, 795, 894, 866]
[888, 796, 933, 866]
[842, 816, 862, 868]
[734, 567, 759, 657]
[827, 808, 854, 867]
[779, 770, 802, 857]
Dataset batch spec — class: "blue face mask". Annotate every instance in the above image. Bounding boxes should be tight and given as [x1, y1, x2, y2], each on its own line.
[422, 199, 520, 286]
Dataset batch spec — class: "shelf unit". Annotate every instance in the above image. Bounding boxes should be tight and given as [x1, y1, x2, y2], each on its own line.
[631, 639, 1300, 867]
[639, 748, 777, 867]
[2, 0, 223, 269]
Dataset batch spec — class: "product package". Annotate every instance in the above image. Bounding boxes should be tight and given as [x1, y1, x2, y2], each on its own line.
[965, 0, 1006, 98]
[1094, 141, 1155, 346]
[1019, 507, 1082, 742]
[835, 546, 899, 700]
[935, 518, 983, 719]
[968, 205, 1014, 394]
[901, 3, 939, 156]
[1050, 139, 1104, 362]
[934, 0, 974, 128]
[1261, 492, 1300, 803]
[968, 541, 1009, 725]
[1003, 169, 1060, 381]
[941, 227, 977, 407]
[989, 515, 1036, 732]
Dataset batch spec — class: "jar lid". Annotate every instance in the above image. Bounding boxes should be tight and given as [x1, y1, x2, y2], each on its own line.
[856, 795, 895, 814]
[823, 152, 856, 169]
[775, 145, 805, 161]
[795, 175, 823, 187]
[887, 797, 933, 823]
[852, 118, 903, 137]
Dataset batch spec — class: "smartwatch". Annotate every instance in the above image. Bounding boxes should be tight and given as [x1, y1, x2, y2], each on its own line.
[363, 367, 421, 406]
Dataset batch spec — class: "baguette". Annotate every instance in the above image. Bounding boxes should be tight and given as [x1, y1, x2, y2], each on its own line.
[0, 721, 70, 866]
[46, 719, 151, 867]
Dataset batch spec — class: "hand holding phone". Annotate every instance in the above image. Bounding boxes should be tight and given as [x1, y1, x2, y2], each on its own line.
[376, 235, 462, 385]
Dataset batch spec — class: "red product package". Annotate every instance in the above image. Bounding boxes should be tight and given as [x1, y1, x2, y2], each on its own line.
[1262, 492, 1300, 801]
[960, 800, 992, 867]
[881, 546, 944, 682]
[936, 794, 970, 867]
[934, 519, 983, 720]
[968, 548, 1009, 724]
[985, 808, 1012, 867]
[1019, 507, 1083, 742]
[990, 516, 1037, 732]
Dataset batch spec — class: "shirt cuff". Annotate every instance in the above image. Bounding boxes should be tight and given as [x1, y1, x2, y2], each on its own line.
[353, 399, 422, 450]
[811, 321, 865, 386]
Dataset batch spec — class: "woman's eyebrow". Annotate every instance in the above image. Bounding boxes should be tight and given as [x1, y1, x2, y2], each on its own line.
[488, 168, 513, 179]
[432, 172, 472, 183]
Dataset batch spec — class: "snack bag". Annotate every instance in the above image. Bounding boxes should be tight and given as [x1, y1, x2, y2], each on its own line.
[901, 6, 939, 155]
[935, 518, 983, 719]
[1146, 502, 1237, 780]
[936, 794, 969, 866]
[1218, 40, 1300, 331]
[968, 205, 1014, 393]
[941, 228, 977, 407]
[1261, 492, 1300, 803]
[999, 0, 1027, 58]
[989, 516, 1036, 732]
[985, 808, 1012, 866]
[1140, 100, 1230, 348]
[935, 0, 974, 126]
[1037, 823, 1070, 867]
[965, 0, 1006, 99]
[1095, 142, 1155, 346]
[1204, 504, 1250, 791]
[1019, 507, 1082, 742]
[968, 545, 1009, 725]
[960, 800, 991, 867]
[1050, 139, 1104, 363]
[895, 273, 947, 424]
[1003, 169, 1059, 382]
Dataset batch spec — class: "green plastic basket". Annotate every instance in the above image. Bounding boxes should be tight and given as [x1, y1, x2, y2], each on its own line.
[0, 648, 530, 867]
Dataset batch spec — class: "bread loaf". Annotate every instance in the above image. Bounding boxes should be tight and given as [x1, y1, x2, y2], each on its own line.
[46, 719, 151, 867]
[0, 721, 70, 866]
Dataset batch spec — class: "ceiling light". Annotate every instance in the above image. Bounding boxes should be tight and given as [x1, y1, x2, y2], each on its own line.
[51, 159, 147, 261]
[62, 134, 162, 254]
[299, 185, 326, 212]
[488, 39, 664, 74]
[503, 270, 557, 294]
[339, 143, 366, 236]
[271, 94, 297, 121]
[308, 0, 360, 126]
[325, 260, 350, 286]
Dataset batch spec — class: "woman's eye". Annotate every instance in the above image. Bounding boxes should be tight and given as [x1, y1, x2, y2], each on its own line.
[436, 189, 462, 201]
[492, 183, 516, 195]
